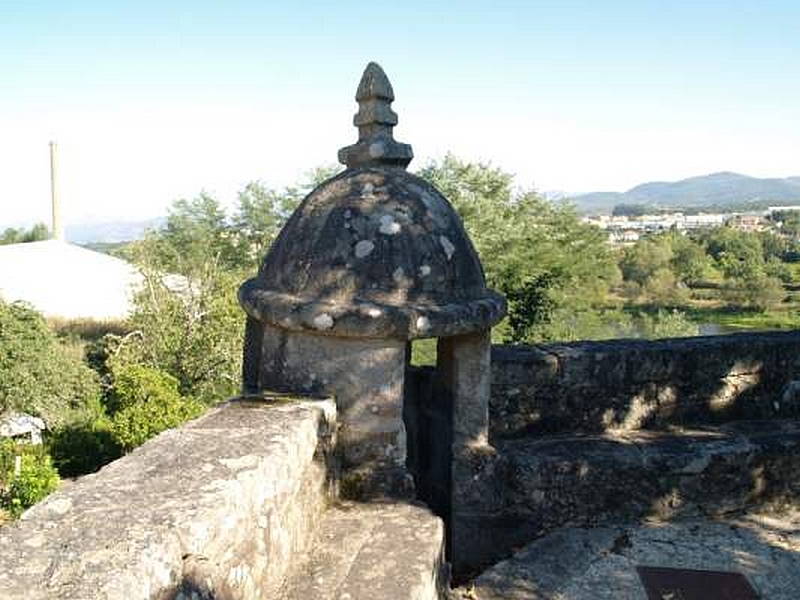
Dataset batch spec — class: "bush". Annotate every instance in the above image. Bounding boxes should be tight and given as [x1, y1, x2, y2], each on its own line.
[0, 439, 60, 517]
[108, 364, 205, 451]
[48, 414, 122, 477]
[0, 299, 103, 428]
[634, 309, 699, 339]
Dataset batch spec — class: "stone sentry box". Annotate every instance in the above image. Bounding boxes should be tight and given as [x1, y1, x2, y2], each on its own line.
[238, 62, 506, 564]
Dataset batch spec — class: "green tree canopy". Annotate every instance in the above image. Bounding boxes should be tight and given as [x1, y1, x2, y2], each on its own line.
[417, 154, 620, 342]
[0, 299, 102, 427]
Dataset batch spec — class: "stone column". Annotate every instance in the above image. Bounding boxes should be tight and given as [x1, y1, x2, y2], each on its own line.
[438, 330, 506, 574]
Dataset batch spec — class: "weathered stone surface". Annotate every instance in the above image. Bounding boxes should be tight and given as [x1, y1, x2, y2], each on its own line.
[280, 501, 447, 600]
[488, 420, 800, 564]
[239, 62, 506, 506]
[338, 62, 414, 170]
[239, 62, 505, 341]
[257, 323, 407, 473]
[0, 398, 336, 600]
[466, 507, 800, 600]
[238, 167, 506, 340]
[491, 332, 800, 438]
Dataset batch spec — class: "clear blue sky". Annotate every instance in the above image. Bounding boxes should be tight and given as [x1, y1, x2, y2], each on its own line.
[2, 1, 799, 227]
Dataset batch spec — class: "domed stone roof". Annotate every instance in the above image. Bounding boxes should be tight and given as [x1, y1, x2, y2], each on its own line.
[238, 63, 506, 339]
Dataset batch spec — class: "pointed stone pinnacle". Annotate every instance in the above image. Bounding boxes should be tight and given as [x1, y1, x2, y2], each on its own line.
[357, 62, 395, 103]
[338, 62, 413, 170]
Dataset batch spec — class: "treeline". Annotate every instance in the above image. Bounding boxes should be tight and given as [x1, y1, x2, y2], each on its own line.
[1, 223, 49, 245]
[619, 227, 799, 312]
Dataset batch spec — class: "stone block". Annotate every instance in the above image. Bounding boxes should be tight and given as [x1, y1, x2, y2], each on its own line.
[280, 501, 447, 600]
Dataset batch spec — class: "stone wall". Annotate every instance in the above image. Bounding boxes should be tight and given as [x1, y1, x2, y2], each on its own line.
[491, 331, 800, 439]
[403, 331, 800, 574]
[0, 398, 337, 600]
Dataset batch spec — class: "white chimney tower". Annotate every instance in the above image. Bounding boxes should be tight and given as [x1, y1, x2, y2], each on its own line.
[49, 141, 65, 241]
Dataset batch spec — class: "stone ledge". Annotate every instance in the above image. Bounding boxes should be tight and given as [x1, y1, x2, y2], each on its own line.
[0, 397, 336, 600]
[280, 501, 447, 600]
[488, 419, 800, 564]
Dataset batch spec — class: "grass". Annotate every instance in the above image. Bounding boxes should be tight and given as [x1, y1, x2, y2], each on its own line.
[48, 317, 132, 363]
[48, 317, 130, 342]
[410, 338, 437, 367]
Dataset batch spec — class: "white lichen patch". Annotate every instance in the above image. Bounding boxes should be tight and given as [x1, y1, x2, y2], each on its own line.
[379, 214, 401, 235]
[419, 264, 431, 277]
[393, 267, 405, 282]
[369, 141, 385, 158]
[439, 235, 455, 260]
[312, 313, 334, 330]
[354, 239, 375, 258]
[46, 497, 73, 515]
[416, 315, 431, 333]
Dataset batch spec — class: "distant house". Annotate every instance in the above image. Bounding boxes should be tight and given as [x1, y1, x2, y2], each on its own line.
[729, 214, 765, 233]
[0, 240, 143, 320]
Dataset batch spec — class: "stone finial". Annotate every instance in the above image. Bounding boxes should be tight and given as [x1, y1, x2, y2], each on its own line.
[338, 62, 414, 169]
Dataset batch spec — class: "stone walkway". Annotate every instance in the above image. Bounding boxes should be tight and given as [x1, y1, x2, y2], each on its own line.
[460, 506, 800, 599]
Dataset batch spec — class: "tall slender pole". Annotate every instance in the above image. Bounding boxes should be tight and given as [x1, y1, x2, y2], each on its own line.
[49, 141, 64, 241]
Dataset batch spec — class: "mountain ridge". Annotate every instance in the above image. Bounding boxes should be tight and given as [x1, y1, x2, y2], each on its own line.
[571, 172, 800, 214]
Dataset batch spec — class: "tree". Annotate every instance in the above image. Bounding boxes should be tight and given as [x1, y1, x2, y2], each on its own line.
[0, 299, 102, 428]
[620, 237, 673, 286]
[417, 154, 620, 342]
[669, 233, 712, 285]
[117, 178, 311, 403]
[701, 227, 765, 280]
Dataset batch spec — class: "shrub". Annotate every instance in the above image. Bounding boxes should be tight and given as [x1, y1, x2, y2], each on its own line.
[48, 412, 122, 477]
[108, 364, 205, 451]
[0, 439, 60, 517]
[0, 299, 103, 428]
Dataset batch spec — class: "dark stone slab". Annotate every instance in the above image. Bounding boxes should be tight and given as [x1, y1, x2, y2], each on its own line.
[636, 566, 759, 600]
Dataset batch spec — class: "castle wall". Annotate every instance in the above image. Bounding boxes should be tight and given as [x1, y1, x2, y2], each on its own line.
[0, 398, 337, 600]
[491, 330, 800, 439]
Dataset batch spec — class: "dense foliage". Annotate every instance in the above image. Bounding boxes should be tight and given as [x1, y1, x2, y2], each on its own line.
[418, 154, 622, 342]
[0, 299, 102, 428]
[619, 228, 794, 313]
[109, 365, 204, 451]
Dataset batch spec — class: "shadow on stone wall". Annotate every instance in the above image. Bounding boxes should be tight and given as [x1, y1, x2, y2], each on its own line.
[439, 331, 800, 576]
[490, 331, 800, 439]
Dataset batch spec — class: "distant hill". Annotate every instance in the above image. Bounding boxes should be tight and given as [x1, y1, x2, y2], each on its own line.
[65, 217, 165, 244]
[571, 172, 800, 214]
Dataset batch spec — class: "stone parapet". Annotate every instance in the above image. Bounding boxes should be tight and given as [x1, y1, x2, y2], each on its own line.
[0, 398, 337, 600]
[491, 331, 800, 438]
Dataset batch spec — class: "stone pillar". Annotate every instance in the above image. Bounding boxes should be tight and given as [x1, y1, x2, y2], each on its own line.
[438, 330, 506, 574]
[257, 323, 409, 497]
[437, 331, 491, 448]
